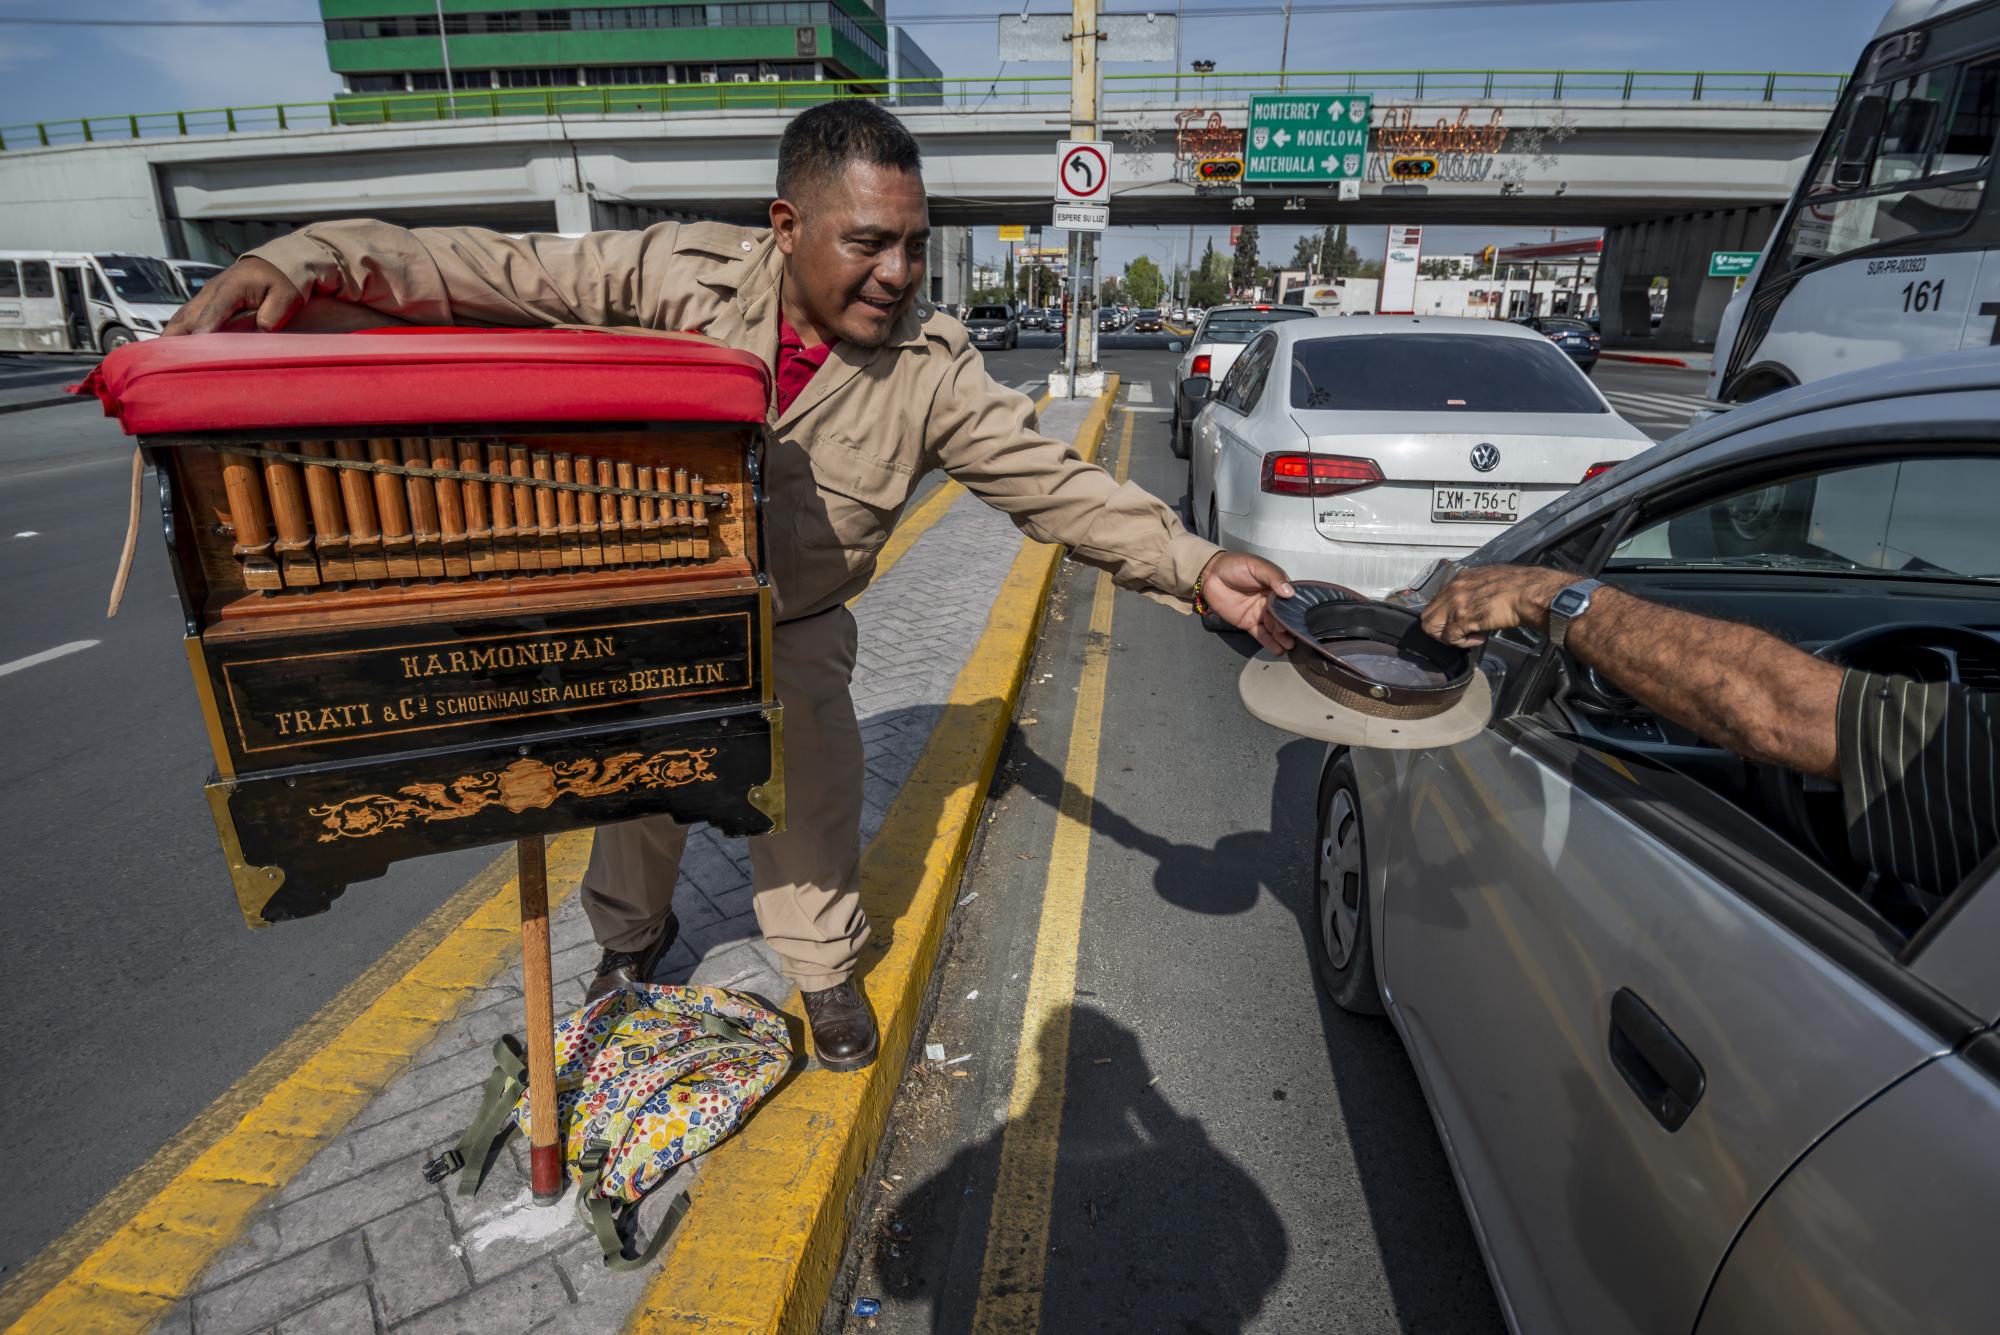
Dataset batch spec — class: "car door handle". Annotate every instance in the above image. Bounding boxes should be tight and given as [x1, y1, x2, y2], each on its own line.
[1608, 988, 1706, 1132]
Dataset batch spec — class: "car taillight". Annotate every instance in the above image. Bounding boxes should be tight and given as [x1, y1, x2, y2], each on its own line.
[1582, 461, 1621, 483]
[1191, 354, 1211, 376]
[1262, 453, 1383, 496]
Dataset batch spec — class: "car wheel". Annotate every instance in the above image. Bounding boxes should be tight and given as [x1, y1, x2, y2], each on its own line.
[1199, 501, 1230, 632]
[99, 324, 135, 353]
[1313, 754, 1385, 1015]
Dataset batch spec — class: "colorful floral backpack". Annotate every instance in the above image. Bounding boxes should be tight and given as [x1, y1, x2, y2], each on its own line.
[426, 983, 794, 1269]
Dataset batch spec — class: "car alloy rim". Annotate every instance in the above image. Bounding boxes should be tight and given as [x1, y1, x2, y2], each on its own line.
[1319, 786, 1362, 969]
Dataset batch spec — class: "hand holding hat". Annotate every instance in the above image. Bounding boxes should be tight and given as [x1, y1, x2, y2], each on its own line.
[1197, 551, 1298, 654]
[1239, 579, 1494, 749]
[1420, 563, 1573, 648]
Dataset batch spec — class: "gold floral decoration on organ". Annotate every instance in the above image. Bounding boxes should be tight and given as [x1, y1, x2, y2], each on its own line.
[310, 749, 720, 841]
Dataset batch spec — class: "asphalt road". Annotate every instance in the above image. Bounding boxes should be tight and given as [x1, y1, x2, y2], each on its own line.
[0, 363, 495, 1285]
[0, 331, 1706, 1294]
[843, 338, 1713, 1332]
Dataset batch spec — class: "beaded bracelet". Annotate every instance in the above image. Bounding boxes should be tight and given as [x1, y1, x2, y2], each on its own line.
[1191, 575, 1211, 617]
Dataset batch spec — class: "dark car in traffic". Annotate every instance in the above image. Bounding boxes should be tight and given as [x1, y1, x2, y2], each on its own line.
[1132, 308, 1164, 333]
[1513, 315, 1601, 373]
[964, 303, 1019, 351]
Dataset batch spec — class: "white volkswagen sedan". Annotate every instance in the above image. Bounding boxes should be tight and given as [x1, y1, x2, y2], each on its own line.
[1184, 316, 1651, 602]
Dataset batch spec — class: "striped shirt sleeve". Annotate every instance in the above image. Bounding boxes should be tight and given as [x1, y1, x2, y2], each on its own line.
[1837, 669, 2000, 914]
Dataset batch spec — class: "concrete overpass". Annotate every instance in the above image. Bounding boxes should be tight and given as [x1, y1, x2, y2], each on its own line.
[0, 80, 1833, 349]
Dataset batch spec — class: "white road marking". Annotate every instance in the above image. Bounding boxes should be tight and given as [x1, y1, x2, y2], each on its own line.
[14, 531, 40, 538]
[0, 639, 99, 678]
[1014, 380, 1046, 395]
[1127, 382, 1155, 404]
[1604, 390, 1712, 413]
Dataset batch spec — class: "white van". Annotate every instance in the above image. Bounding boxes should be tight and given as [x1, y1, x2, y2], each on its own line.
[167, 258, 226, 299]
[0, 251, 187, 354]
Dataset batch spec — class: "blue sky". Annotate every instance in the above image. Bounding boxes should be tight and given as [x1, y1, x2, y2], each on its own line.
[0, 0, 1891, 273]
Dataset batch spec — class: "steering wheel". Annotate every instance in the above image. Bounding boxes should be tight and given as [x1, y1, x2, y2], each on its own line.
[1764, 621, 1998, 870]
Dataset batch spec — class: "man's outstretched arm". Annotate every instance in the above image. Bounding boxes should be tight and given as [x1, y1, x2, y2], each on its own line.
[1422, 564, 1842, 778]
[164, 220, 688, 336]
[927, 344, 1295, 651]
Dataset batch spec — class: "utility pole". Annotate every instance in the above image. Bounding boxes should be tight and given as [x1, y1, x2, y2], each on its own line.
[1057, 0, 1104, 399]
[1279, 0, 1294, 92]
[433, 0, 457, 116]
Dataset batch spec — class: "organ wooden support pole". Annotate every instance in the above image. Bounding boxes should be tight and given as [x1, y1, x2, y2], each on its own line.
[518, 834, 564, 1205]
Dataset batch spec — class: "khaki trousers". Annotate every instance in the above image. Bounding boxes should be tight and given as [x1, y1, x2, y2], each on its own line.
[578, 605, 871, 991]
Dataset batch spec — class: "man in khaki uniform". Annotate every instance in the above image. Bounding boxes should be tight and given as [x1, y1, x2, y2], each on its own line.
[168, 102, 1296, 1071]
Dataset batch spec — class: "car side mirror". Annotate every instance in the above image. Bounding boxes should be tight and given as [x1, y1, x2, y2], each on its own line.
[1181, 375, 1211, 404]
[1168, 340, 1185, 353]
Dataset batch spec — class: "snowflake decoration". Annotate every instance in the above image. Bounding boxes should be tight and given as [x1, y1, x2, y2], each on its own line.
[1121, 124, 1158, 177]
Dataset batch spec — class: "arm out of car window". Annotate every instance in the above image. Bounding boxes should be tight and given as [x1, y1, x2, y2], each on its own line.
[1424, 564, 1842, 777]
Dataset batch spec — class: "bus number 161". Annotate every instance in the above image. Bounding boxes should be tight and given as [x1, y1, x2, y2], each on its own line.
[1901, 279, 1946, 313]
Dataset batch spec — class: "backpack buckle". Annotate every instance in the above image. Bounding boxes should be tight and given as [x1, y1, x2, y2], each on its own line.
[421, 1149, 465, 1184]
[578, 1143, 608, 1177]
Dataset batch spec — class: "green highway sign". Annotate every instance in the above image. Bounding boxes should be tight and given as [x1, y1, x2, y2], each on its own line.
[1244, 94, 1372, 183]
[1709, 250, 1760, 278]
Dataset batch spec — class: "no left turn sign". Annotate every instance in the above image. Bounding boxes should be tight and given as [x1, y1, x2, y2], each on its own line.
[1055, 139, 1112, 204]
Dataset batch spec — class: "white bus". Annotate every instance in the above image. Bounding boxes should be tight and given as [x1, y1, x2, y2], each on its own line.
[1712, 0, 2000, 402]
[0, 251, 187, 355]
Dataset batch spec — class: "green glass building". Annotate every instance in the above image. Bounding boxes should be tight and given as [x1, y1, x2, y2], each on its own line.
[320, 1, 895, 95]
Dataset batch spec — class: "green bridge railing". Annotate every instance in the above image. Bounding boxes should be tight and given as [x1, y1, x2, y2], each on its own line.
[0, 69, 1845, 153]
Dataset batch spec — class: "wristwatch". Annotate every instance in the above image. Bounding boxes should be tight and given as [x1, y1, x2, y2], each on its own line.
[1547, 578, 1605, 652]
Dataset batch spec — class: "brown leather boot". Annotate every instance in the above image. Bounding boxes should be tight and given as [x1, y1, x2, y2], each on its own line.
[584, 912, 680, 1004]
[800, 980, 878, 1071]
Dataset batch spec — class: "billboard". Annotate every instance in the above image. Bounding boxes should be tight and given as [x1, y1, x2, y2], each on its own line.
[1377, 225, 1423, 315]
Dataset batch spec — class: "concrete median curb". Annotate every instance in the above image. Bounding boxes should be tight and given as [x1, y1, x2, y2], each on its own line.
[1599, 349, 1710, 370]
[626, 375, 1122, 1335]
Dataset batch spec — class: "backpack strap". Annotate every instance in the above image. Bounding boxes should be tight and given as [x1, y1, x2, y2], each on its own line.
[451, 1036, 528, 1197]
[576, 1141, 691, 1270]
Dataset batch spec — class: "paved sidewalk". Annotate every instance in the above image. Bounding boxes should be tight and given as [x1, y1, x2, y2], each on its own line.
[147, 392, 1104, 1335]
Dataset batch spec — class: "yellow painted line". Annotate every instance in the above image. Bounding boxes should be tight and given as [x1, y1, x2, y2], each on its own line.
[1, 834, 593, 1335]
[969, 408, 1132, 1334]
[628, 377, 1119, 1335]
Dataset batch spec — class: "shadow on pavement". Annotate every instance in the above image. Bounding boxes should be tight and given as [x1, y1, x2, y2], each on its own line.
[878, 1004, 1289, 1333]
[994, 736, 1507, 1333]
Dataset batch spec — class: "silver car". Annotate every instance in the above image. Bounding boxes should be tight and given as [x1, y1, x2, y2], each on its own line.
[1315, 349, 2000, 1334]
[1186, 317, 1650, 602]
[1169, 303, 1317, 458]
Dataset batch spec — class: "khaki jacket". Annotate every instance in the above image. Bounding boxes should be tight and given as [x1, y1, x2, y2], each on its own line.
[248, 219, 1219, 622]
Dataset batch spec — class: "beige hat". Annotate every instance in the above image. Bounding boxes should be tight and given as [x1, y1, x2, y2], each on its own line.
[1237, 581, 1494, 748]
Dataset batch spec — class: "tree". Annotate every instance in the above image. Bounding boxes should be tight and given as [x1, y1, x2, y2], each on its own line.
[1328, 224, 1358, 277]
[1003, 250, 1015, 300]
[1018, 263, 1055, 305]
[1230, 224, 1260, 294]
[1101, 275, 1124, 304]
[1125, 255, 1165, 307]
[1290, 232, 1323, 273]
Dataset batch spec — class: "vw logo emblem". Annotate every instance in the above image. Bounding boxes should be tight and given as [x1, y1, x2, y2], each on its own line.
[1469, 443, 1501, 473]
